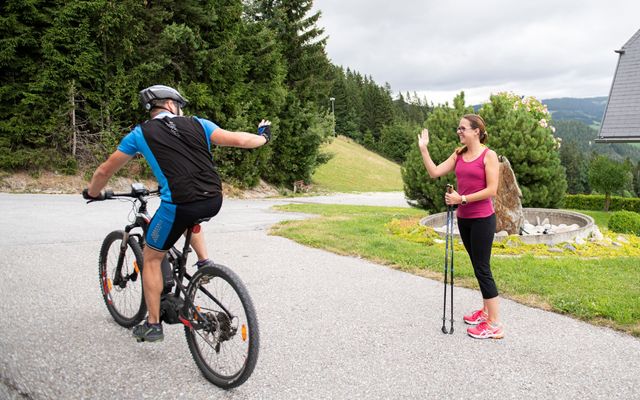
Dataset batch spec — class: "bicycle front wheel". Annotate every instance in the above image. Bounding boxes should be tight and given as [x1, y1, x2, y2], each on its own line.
[184, 264, 259, 389]
[98, 230, 146, 327]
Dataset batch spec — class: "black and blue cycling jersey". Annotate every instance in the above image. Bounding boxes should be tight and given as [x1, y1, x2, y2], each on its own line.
[118, 112, 222, 204]
[117, 112, 224, 250]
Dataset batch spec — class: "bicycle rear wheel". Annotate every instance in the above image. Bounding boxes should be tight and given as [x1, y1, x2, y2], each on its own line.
[98, 230, 146, 327]
[184, 264, 259, 389]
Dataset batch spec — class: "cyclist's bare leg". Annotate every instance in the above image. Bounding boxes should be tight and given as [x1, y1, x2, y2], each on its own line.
[142, 246, 166, 324]
[189, 230, 209, 261]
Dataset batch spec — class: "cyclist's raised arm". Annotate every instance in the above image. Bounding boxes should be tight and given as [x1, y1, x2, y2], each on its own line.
[211, 128, 266, 148]
[87, 150, 133, 197]
[210, 120, 271, 149]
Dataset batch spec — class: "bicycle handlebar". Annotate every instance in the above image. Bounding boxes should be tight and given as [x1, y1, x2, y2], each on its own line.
[107, 188, 159, 198]
[84, 184, 159, 203]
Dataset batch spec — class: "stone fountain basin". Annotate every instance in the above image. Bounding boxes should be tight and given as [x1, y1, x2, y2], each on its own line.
[420, 208, 595, 246]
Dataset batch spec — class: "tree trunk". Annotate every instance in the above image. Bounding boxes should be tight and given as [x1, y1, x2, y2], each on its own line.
[70, 80, 77, 157]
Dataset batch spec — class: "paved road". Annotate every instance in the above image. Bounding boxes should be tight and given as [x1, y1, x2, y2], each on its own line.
[1, 192, 639, 399]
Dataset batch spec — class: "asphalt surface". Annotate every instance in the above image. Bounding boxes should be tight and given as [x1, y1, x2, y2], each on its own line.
[0, 192, 639, 399]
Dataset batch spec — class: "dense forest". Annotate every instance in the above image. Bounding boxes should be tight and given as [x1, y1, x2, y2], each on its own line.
[0, 0, 426, 188]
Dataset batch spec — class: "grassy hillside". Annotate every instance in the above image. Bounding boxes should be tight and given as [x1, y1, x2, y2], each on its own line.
[312, 136, 403, 192]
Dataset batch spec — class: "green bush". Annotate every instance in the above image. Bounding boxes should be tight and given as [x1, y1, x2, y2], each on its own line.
[59, 157, 78, 175]
[0, 147, 79, 175]
[565, 194, 640, 212]
[608, 211, 640, 236]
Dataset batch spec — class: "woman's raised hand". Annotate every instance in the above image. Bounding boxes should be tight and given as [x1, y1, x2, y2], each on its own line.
[417, 128, 429, 148]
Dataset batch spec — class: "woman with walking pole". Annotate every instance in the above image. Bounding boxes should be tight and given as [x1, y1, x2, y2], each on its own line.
[417, 114, 503, 339]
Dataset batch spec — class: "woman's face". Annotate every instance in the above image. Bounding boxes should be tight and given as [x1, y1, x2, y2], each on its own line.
[456, 118, 478, 144]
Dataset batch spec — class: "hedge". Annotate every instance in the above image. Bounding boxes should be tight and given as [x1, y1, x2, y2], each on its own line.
[564, 194, 640, 212]
[608, 211, 640, 236]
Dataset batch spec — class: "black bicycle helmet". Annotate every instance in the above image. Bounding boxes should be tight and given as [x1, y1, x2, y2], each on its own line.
[139, 85, 188, 111]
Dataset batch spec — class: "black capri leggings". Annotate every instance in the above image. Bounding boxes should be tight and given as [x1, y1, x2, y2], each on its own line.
[457, 213, 498, 299]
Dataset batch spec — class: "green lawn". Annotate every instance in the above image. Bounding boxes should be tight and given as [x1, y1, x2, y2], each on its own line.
[574, 209, 612, 228]
[312, 136, 403, 192]
[271, 204, 640, 336]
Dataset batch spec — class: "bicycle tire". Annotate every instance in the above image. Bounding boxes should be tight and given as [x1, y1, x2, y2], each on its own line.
[184, 264, 260, 389]
[98, 230, 146, 328]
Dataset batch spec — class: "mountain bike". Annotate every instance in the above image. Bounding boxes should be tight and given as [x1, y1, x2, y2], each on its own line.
[87, 182, 259, 389]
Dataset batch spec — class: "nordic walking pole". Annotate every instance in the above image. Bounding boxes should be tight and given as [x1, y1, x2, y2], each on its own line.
[442, 184, 453, 334]
[448, 186, 455, 334]
[441, 203, 450, 334]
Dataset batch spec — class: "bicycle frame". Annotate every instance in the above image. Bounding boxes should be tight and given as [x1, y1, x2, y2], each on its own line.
[104, 190, 234, 328]
[90, 183, 259, 388]
[169, 227, 235, 328]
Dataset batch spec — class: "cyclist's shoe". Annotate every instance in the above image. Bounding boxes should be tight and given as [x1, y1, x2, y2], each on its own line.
[467, 321, 504, 339]
[132, 321, 164, 342]
[463, 309, 488, 325]
[195, 258, 214, 269]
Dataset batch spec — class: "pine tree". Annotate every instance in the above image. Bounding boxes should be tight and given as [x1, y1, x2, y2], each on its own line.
[378, 119, 419, 163]
[329, 65, 350, 136]
[560, 140, 589, 194]
[253, 0, 334, 187]
[479, 93, 566, 208]
[257, 0, 332, 104]
[0, 0, 68, 169]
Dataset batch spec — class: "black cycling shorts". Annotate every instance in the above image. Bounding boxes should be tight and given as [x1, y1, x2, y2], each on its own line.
[146, 194, 223, 251]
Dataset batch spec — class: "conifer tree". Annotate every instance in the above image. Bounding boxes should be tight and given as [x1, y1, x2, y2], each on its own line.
[253, 0, 334, 186]
[479, 93, 566, 208]
[378, 119, 419, 163]
[560, 140, 590, 194]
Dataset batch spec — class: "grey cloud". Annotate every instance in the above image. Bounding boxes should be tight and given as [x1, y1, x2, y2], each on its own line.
[313, 0, 640, 103]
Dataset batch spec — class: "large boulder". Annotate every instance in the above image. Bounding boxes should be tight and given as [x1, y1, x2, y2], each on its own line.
[494, 155, 524, 234]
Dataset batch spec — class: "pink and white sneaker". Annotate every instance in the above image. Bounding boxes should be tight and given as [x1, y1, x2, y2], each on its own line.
[467, 321, 504, 339]
[463, 309, 488, 325]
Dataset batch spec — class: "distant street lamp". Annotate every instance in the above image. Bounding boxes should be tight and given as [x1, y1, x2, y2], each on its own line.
[329, 97, 335, 135]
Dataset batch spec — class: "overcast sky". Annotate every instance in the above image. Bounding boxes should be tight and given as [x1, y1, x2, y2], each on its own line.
[311, 0, 640, 105]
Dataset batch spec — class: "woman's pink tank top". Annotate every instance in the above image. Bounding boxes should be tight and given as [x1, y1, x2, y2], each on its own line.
[455, 147, 494, 219]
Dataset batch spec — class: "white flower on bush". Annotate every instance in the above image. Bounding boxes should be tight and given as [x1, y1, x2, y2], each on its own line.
[539, 119, 548, 128]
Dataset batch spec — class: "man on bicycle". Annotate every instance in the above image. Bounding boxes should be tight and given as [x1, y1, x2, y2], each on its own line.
[83, 85, 271, 342]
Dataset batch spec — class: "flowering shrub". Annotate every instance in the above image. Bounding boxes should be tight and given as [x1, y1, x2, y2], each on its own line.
[479, 92, 567, 207]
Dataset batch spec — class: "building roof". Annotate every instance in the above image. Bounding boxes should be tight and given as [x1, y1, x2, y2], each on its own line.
[597, 28, 640, 143]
